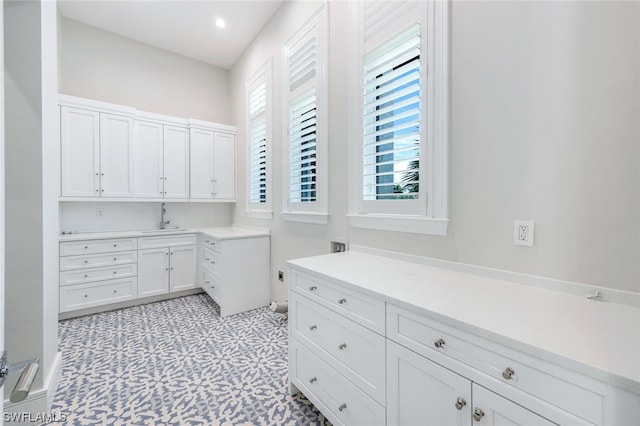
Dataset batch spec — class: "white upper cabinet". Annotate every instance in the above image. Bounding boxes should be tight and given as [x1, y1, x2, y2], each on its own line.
[100, 113, 134, 197]
[190, 128, 235, 200]
[59, 95, 235, 202]
[61, 106, 134, 198]
[134, 121, 189, 199]
[162, 125, 190, 198]
[134, 120, 164, 198]
[189, 128, 215, 199]
[60, 107, 100, 197]
[213, 132, 235, 199]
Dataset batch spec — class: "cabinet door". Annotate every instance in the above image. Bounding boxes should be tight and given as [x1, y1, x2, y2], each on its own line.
[163, 125, 190, 198]
[60, 106, 100, 197]
[137, 247, 169, 298]
[134, 120, 164, 198]
[100, 113, 134, 197]
[169, 245, 197, 292]
[213, 132, 235, 199]
[387, 340, 472, 426]
[472, 385, 557, 426]
[189, 128, 214, 199]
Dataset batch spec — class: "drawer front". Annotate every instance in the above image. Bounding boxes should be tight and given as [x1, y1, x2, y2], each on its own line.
[201, 246, 220, 272]
[387, 304, 604, 425]
[60, 263, 138, 286]
[292, 293, 385, 404]
[60, 238, 137, 256]
[203, 269, 221, 303]
[291, 269, 385, 335]
[138, 233, 197, 249]
[60, 250, 137, 271]
[200, 235, 221, 253]
[291, 342, 385, 426]
[60, 278, 137, 312]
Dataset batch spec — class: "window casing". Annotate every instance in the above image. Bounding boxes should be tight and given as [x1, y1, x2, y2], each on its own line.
[282, 4, 328, 224]
[246, 59, 272, 218]
[348, 0, 450, 235]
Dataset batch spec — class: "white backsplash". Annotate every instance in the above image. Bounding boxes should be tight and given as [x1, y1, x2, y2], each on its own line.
[60, 201, 233, 234]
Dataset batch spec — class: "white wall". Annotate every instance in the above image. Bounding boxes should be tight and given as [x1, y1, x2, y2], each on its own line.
[4, 0, 59, 406]
[231, 0, 640, 300]
[58, 16, 231, 123]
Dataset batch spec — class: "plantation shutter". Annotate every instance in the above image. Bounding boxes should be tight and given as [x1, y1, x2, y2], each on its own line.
[362, 24, 422, 202]
[286, 21, 319, 206]
[248, 82, 267, 204]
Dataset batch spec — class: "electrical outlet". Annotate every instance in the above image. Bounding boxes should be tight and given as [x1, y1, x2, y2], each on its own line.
[96, 208, 103, 218]
[514, 220, 534, 247]
[331, 241, 348, 253]
[278, 271, 284, 282]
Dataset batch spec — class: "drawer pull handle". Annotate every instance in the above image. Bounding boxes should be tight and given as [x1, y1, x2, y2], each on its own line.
[338, 343, 347, 350]
[205, 240, 210, 243]
[309, 377, 317, 384]
[473, 408, 485, 422]
[309, 286, 317, 291]
[434, 338, 445, 348]
[502, 367, 515, 380]
[205, 258, 210, 261]
[338, 403, 347, 412]
[455, 397, 467, 410]
[309, 325, 317, 331]
[338, 298, 347, 304]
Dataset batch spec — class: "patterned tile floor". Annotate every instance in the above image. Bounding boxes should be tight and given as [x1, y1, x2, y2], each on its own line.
[45, 294, 331, 425]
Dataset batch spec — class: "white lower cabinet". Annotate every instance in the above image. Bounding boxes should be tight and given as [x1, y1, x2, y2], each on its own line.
[198, 234, 270, 317]
[137, 247, 170, 297]
[288, 265, 640, 426]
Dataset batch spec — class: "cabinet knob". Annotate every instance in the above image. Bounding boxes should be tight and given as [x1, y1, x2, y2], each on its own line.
[309, 377, 317, 384]
[84, 274, 88, 278]
[309, 325, 317, 331]
[338, 298, 347, 304]
[473, 408, 485, 422]
[165, 268, 169, 271]
[338, 343, 347, 350]
[434, 338, 445, 348]
[170, 267, 174, 270]
[455, 397, 467, 410]
[84, 260, 88, 264]
[205, 258, 210, 261]
[205, 281, 210, 284]
[309, 286, 317, 291]
[95, 189, 99, 192]
[338, 403, 347, 412]
[113, 271, 117, 274]
[113, 290, 117, 293]
[84, 294, 88, 298]
[84, 246, 88, 249]
[101, 189, 104, 192]
[113, 244, 117, 247]
[113, 258, 117, 261]
[502, 367, 515, 380]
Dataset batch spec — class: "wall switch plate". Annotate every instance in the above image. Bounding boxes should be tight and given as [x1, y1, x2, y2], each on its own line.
[514, 220, 534, 247]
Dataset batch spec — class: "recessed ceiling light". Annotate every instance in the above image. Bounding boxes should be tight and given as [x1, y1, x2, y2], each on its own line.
[215, 18, 226, 29]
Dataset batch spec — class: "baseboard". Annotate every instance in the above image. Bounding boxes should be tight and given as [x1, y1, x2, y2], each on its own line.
[4, 351, 62, 420]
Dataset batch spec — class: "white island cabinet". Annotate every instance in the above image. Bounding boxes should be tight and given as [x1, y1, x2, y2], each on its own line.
[197, 227, 270, 317]
[288, 250, 640, 426]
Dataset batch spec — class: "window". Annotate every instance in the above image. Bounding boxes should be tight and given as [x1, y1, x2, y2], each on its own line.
[348, 0, 450, 235]
[246, 59, 272, 218]
[282, 4, 328, 224]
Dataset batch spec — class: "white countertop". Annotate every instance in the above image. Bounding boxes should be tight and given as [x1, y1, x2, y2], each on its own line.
[287, 251, 640, 395]
[59, 226, 269, 242]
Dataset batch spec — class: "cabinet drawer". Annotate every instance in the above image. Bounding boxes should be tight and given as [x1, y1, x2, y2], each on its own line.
[60, 278, 137, 312]
[291, 343, 385, 426]
[138, 233, 197, 249]
[60, 238, 137, 256]
[292, 293, 385, 404]
[201, 246, 219, 272]
[200, 235, 221, 253]
[202, 269, 221, 302]
[291, 269, 385, 335]
[60, 250, 137, 271]
[387, 304, 604, 425]
[60, 263, 137, 286]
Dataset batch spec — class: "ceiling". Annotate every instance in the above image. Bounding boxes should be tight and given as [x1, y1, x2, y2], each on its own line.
[57, 1, 284, 70]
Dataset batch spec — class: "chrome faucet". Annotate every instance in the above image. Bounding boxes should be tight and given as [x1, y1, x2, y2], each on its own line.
[160, 202, 170, 229]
